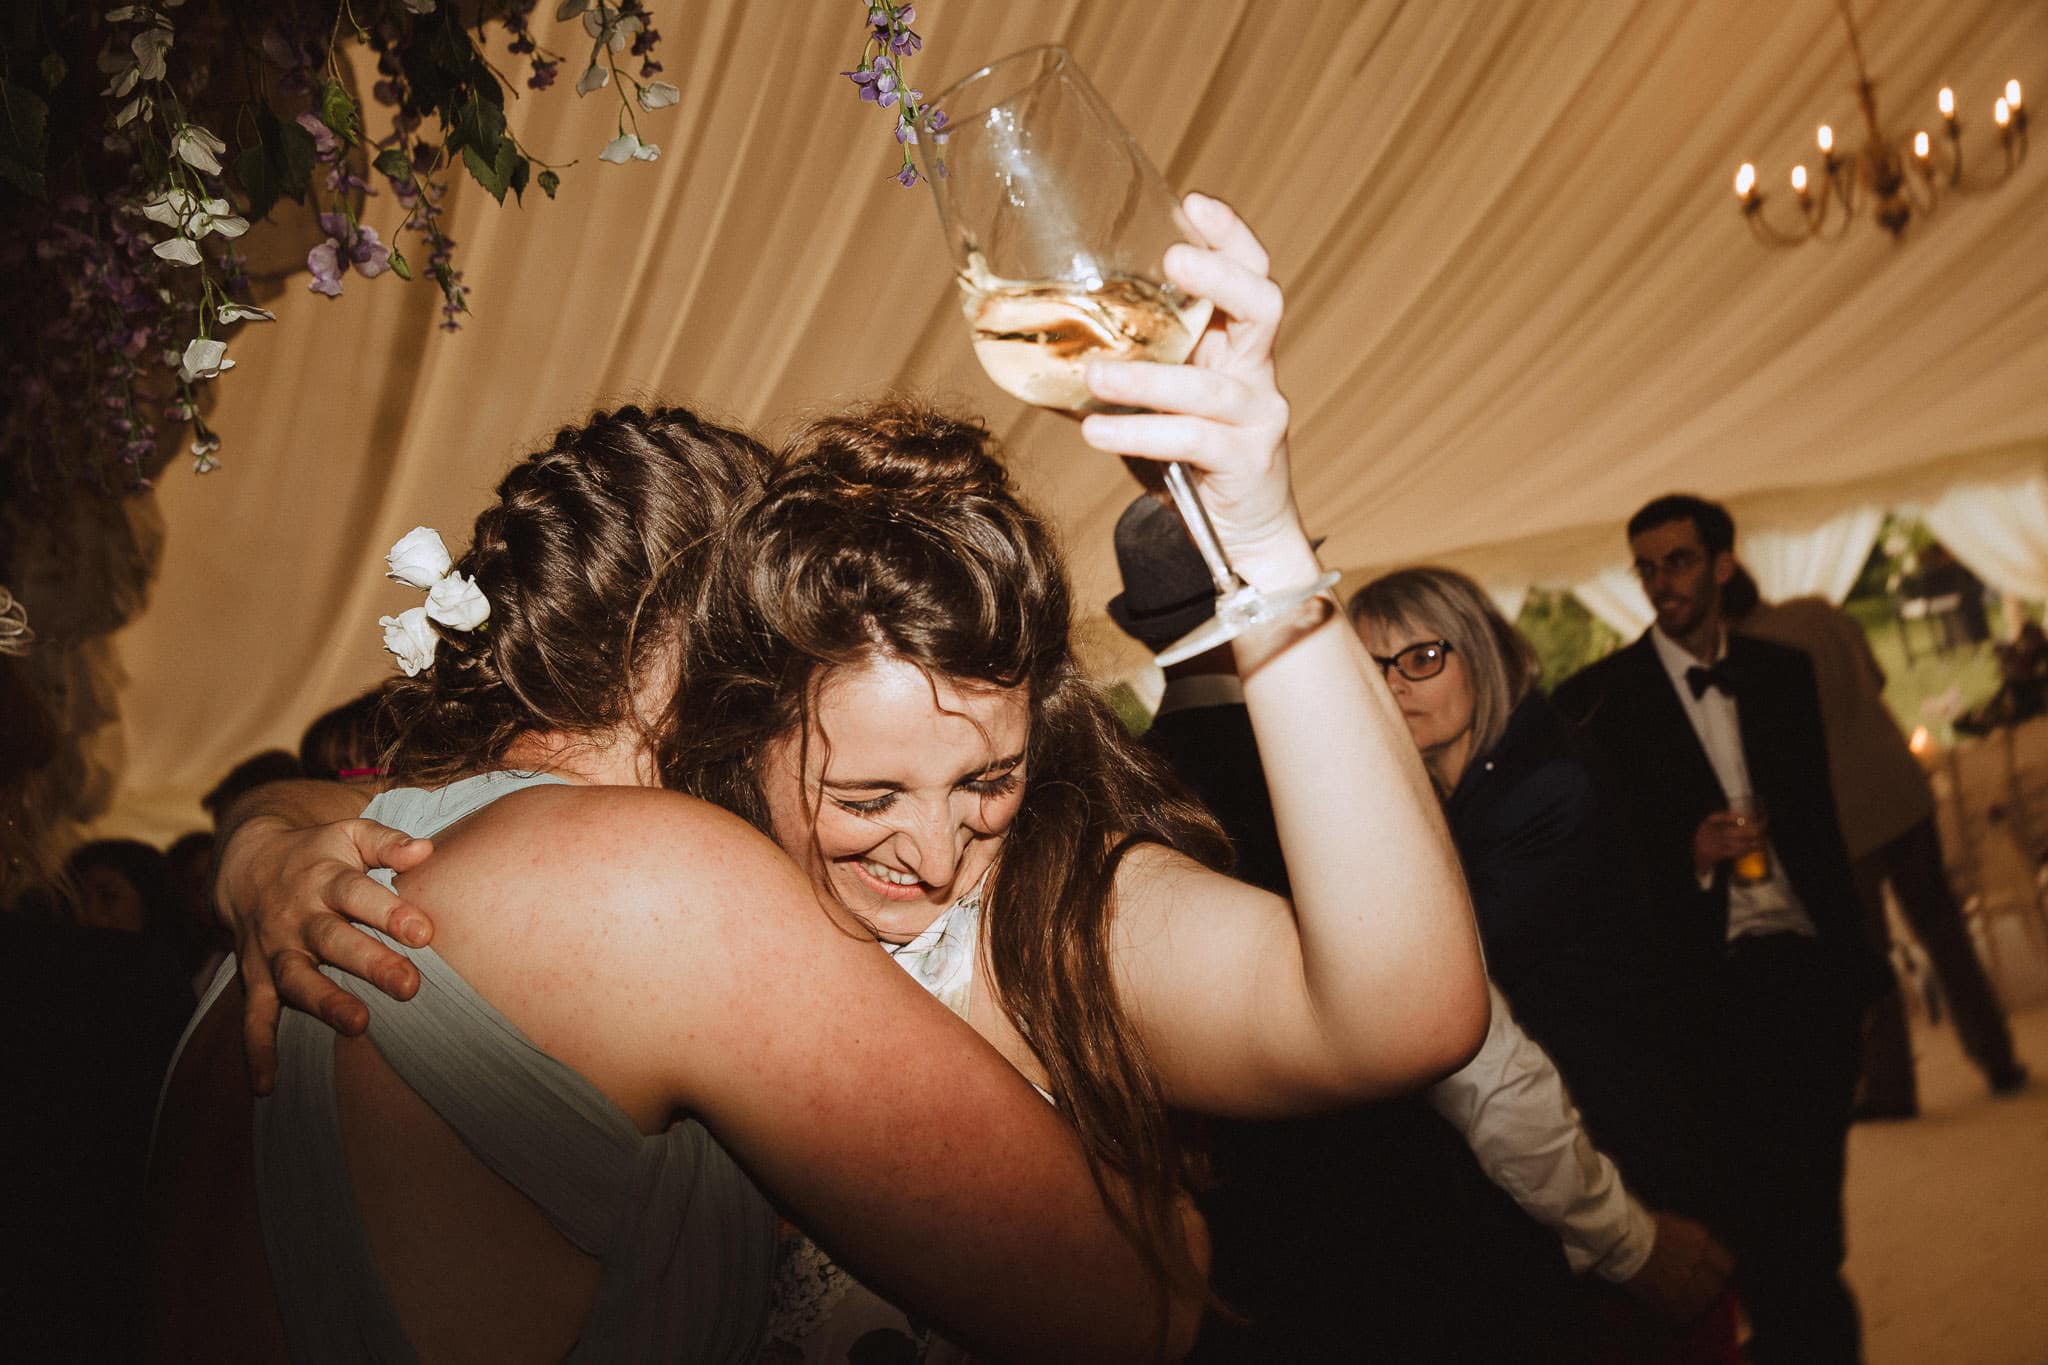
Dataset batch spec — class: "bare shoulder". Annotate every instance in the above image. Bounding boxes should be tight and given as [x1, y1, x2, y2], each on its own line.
[439, 784, 798, 892]
[404, 783, 827, 968]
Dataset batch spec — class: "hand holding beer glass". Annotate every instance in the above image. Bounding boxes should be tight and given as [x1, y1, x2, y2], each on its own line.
[1694, 793, 1770, 882]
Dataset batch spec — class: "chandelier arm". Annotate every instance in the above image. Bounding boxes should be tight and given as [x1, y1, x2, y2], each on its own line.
[1898, 149, 1939, 220]
[1834, 0, 1873, 88]
[1744, 196, 1821, 247]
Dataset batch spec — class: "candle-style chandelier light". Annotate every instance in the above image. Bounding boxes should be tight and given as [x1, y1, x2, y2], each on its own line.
[1731, 0, 2027, 244]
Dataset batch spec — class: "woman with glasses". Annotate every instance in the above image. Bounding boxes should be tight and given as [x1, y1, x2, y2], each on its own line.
[1348, 568, 1735, 1353]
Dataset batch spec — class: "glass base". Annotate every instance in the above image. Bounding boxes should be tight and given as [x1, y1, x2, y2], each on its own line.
[1152, 570, 1343, 668]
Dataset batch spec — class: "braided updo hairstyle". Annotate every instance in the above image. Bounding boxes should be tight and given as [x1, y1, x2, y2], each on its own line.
[382, 404, 771, 785]
[663, 398, 1228, 1315]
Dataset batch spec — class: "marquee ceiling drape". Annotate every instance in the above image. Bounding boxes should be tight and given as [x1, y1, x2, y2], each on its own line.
[85, 0, 2048, 844]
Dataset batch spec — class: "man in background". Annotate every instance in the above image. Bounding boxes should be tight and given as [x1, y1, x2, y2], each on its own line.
[1553, 494, 1881, 1364]
[1723, 564, 2025, 1116]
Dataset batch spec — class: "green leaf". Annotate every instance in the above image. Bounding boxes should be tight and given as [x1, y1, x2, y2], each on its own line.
[389, 249, 412, 281]
[537, 168, 560, 199]
[373, 147, 413, 183]
[449, 92, 507, 159]
[461, 136, 520, 203]
[320, 82, 361, 146]
[40, 54, 67, 92]
[0, 78, 49, 199]
[277, 118, 317, 201]
[235, 142, 276, 222]
[236, 109, 319, 221]
[507, 153, 530, 204]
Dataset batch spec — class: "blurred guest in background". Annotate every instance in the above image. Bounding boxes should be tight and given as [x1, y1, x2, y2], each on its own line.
[1348, 568, 1723, 1221]
[1956, 620, 2048, 735]
[164, 830, 229, 996]
[298, 684, 395, 783]
[1, 837, 193, 1356]
[199, 749, 303, 827]
[1909, 542, 1991, 650]
[1723, 565, 2025, 1115]
[1552, 495, 1881, 1365]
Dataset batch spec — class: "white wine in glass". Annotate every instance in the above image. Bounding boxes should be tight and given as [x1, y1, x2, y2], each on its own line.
[917, 47, 1334, 665]
[963, 259, 1215, 414]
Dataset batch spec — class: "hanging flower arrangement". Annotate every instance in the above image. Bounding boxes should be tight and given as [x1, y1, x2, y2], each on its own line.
[0, 0, 676, 490]
[841, 3, 939, 187]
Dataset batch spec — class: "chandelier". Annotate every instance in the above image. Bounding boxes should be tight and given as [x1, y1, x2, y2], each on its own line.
[1731, 0, 2027, 244]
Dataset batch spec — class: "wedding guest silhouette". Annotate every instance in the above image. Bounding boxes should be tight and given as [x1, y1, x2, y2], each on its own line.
[1552, 495, 1885, 1365]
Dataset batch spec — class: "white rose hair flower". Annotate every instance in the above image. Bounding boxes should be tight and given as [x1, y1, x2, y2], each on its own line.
[385, 525, 453, 588]
[380, 606, 439, 677]
[378, 526, 489, 673]
[425, 572, 490, 631]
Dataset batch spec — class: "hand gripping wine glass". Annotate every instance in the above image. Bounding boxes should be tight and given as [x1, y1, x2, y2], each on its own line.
[914, 46, 1338, 667]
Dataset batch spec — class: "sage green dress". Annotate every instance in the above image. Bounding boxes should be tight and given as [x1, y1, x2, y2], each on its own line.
[196, 770, 778, 1362]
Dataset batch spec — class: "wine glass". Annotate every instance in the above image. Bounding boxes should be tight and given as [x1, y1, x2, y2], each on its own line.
[914, 45, 1337, 667]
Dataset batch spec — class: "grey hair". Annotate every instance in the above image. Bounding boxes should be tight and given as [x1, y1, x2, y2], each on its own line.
[1347, 567, 1540, 768]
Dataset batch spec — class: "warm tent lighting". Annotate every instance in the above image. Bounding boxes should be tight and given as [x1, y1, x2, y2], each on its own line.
[1728, 4, 2026, 245]
[1909, 726, 1932, 756]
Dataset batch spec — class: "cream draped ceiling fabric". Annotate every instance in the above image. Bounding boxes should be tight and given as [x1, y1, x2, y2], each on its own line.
[85, 0, 2048, 845]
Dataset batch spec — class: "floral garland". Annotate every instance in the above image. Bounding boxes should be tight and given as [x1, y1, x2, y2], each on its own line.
[0, 0, 675, 489]
[841, 2, 941, 187]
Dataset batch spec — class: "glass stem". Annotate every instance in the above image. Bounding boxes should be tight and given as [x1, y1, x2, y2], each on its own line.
[1163, 460, 1244, 597]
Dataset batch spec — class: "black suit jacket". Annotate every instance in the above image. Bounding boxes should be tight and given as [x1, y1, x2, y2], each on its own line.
[1143, 699, 1583, 1361]
[1443, 691, 1716, 1214]
[1549, 630, 1868, 973]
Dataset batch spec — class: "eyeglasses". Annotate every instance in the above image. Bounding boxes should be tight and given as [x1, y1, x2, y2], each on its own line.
[1370, 639, 1454, 682]
[1633, 547, 1704, 583]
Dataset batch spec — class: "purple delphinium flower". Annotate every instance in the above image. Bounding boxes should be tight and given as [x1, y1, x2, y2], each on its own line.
[348, 224, 391, 277]
[895, 162, 919, 187]
[297, 112, 340, 161]
[307, 240, 345, 296]
[529, 57, 559, 91]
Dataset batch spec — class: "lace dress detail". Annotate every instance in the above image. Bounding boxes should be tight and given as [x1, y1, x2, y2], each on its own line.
[762, 890, 990, 1365]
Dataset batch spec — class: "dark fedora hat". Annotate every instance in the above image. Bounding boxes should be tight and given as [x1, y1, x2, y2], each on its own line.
[1106, 494, 1218, 653]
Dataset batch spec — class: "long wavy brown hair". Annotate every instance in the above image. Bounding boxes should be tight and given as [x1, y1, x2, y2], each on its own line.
[661, 399, 1230, 1308]
[379, 403, 772, 782]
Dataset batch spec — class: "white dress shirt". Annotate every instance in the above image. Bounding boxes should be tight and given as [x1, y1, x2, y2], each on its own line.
[1151, 673, 1657, 1281]
[1430, 983, 1656, 1283]
[1649, 627, 1817, 941]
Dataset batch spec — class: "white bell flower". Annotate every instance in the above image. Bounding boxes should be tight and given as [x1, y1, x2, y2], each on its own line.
[176, 336, 234, 381]
[171, 123, 226, 175]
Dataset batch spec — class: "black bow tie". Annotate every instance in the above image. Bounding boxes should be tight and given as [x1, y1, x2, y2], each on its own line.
[1686, 662, 1738, 700]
